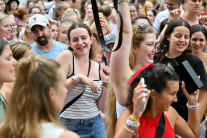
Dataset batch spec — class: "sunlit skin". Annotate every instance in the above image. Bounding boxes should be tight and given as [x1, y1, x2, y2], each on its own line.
[31, 8, 40, 14]
[165, 0, 181, 11]
[69, 28, 93, 57]
[147, 10, 155, 24]
[135, 33, 157, 68]
[0, 45, 17, 85]
[153, 81, 179, 112]
[58, 24, 71, 45]
[0, 18, 13, 39]
[50, 69, 67, 111]
[186, 0, 202, 14]
[167, 26, 190, 58]
[50, 24, 59, 41]
[129, 6, 137, 20]
[191, 31, 206, 54]
[58, 3, 71, 17]
[10, 1, 18, 10]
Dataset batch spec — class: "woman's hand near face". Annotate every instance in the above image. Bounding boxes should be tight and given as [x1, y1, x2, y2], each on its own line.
[132, 81, 151, 120]
[79, 74, 99, 93]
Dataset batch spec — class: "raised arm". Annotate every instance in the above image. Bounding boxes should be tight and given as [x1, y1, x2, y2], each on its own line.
[110, 2, 133, 105]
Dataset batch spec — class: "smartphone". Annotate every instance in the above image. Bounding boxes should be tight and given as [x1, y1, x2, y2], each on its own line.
[139, 78, 147, 111]
[98, 12, 104, 17]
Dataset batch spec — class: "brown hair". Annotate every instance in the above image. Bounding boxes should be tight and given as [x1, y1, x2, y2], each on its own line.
[9, 42, 32, 60]
[13, 8, 27, 21]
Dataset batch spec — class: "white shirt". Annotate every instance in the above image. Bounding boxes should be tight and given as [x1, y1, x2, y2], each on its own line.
[153, 9, 170, 34]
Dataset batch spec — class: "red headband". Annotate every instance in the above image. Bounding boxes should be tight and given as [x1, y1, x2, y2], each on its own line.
[128, 63, 154, 84]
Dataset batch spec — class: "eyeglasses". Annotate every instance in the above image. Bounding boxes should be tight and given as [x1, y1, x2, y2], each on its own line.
[3, 24, 17, 29]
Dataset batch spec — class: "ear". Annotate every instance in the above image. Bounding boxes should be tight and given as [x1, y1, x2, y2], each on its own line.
[49, 87, 55, 101]
[48, 24, 52, 29]
[90, 35, 94, 43]
[149, 89, 156, 99]
[166, 34, 170, 42]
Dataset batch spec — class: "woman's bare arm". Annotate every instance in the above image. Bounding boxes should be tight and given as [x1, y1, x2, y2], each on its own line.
[110, 2, 133, 105]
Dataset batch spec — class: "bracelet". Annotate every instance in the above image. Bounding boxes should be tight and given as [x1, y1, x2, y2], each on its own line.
[128, 115, 140, 122]
[71, 74, 80, 85]
[166, 19, 172, 24]
[126, 115, 140, 136]
[118, 0, 130, 4]
[186, 102, 199, 110]
[124, 125, 136, 135]
[102, 81, 110, 87]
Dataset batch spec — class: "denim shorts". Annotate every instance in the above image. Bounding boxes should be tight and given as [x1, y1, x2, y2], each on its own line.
[59, 114, 106, 138]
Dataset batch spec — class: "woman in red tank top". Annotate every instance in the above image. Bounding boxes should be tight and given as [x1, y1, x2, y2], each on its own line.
[114, 63, 200, 138]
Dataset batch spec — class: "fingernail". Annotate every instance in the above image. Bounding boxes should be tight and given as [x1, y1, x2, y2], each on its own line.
[144, 88, 148, 91]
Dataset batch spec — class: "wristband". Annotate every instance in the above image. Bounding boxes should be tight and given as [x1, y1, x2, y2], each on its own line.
[126, 115, 140, 136]
[186, 102, 199, 110]
[102, 81, 110, 87]
[124, 125, 136, 135]
[166, 19, 172, 24]
[71, 74, 80, 85]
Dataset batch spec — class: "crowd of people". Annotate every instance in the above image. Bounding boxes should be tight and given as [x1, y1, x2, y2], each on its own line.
[0, 0, 206, 137]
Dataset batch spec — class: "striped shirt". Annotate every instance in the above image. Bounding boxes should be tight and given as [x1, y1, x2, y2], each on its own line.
[60, 80, 102, 119]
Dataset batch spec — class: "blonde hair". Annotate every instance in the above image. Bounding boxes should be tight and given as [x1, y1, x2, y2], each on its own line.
[129, 25, 154, 70]
[105, 86, 117, 138]
[0, 56, 65, 138]
[61, 8, 80, 21]
[143, 1, 153, 15]
[9, 42, 32, 60]
[0, 13, 13, 23]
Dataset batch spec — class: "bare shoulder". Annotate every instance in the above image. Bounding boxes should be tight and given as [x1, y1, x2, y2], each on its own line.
[56, 50, 72, 60]
[60, 130, 80, 138]
[165, 106, 178, 127]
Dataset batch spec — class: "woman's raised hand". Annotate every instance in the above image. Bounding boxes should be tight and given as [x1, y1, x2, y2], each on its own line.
[169, 9, 181, 21]
[132, 81, 151, 120]
[198, 15, 207, 26]
[182, 81, 199, 106]
[79, 74, 99, 93]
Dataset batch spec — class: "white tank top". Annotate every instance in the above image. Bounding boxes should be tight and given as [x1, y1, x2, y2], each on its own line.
[40, 122, 65, 138]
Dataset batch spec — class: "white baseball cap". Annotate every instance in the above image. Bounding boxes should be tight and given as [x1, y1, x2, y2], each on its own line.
[28, 14, 49, 30]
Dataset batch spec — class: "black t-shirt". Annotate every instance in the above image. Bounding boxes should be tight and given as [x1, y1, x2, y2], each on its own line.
[154, 54, 207, 121]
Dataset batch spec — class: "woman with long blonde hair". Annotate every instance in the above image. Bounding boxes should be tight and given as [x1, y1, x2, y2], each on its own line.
[0, 56, 79, 138]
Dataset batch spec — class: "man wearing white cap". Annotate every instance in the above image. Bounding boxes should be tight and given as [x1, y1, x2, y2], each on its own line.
[28, 14, 68, 59]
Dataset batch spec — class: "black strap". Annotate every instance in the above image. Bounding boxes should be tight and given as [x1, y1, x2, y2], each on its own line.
[155, 112, 165, 138]
[58, 60, 91, 116]
[91, 0, 123, 52]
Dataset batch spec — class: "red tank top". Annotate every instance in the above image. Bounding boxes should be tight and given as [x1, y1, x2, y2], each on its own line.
[138, 112, 175, 138]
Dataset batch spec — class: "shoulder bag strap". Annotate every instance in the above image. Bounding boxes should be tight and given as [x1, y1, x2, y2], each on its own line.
[58, 60, 91, 116]
[155, 112, 165, 138]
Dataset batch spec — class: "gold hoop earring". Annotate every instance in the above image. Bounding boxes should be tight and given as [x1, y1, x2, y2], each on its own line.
[153, 98, 155, 103]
